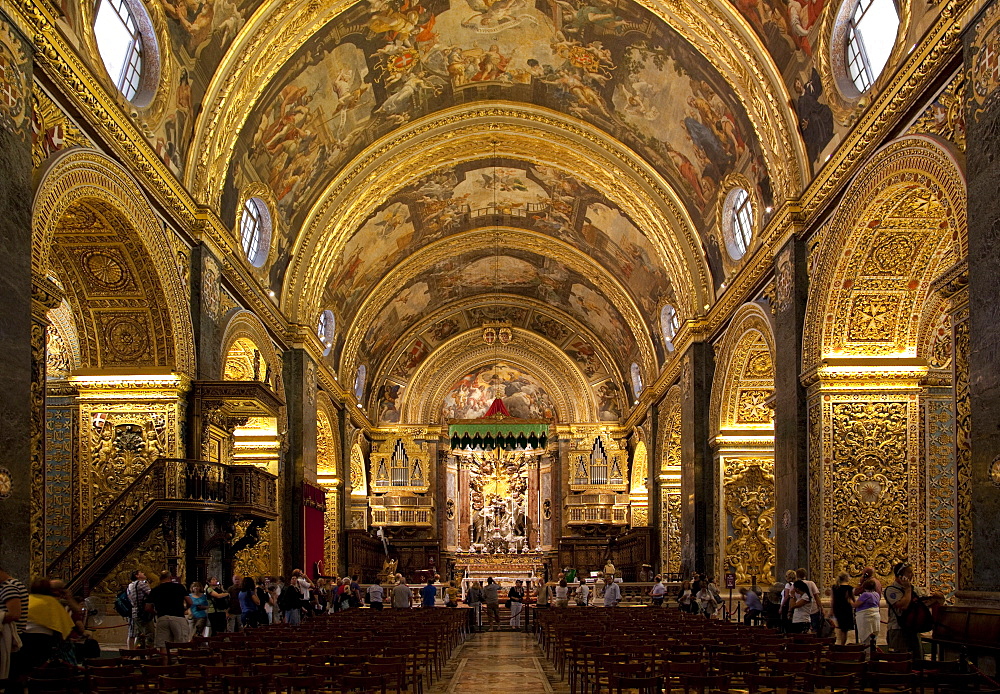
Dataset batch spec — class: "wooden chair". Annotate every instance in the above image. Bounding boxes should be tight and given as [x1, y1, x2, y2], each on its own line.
[747, 673, 796, 694]
[341, 673, 389, 694]
[868, 660, 912, 674]
[679, 673, 730, 694]
[802, 673, 855, 694]
[158, 675, 209, 694]
[860, 672, 917, 694]
[87, 673, 144, 694]
[222, 674, 270, 694]
[610, 675, 665, 694]
[273, 674, 323, 694]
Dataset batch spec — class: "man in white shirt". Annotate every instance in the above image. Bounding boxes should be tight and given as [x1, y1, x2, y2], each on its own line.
[291, 569, 313, 616]
[603, 575, 621, 607]
[577, 580, 590, 606]
[795, 568, 821, 633]
[651, 578, 666, 607]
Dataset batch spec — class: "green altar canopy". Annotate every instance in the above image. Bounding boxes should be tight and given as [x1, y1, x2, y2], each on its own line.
[449, 398, 549, 453]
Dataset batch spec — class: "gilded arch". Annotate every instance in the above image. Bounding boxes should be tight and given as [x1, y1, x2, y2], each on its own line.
[32, 149, 196, 376]
[709, 302, 776, 437]
[401, 329, 598, 425]
[220, 309, 283, 389]
[802, 136, 967, 369]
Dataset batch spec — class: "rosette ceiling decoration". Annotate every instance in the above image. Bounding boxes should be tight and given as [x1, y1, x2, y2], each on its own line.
[185, 0, 809, 426]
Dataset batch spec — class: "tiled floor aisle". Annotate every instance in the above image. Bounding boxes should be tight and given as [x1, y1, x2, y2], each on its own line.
[429, 630, 569, 694]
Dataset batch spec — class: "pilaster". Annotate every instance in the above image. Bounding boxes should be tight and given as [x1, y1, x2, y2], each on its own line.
[680, 342, 715, 574]
[282, 349, 317, 572]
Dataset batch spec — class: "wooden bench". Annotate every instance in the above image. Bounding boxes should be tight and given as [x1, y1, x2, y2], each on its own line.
[926, 605, 1000, 666]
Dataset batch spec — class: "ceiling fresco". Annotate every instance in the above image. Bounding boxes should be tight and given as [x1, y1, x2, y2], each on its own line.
[440, 363, 557, 421]
[354, 246, 637, 377]
[221, 0, 773, 243]
[316, 159, 680, 340]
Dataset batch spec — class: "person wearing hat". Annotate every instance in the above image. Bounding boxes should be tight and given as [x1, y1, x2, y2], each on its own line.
[884, 562, 944, 658]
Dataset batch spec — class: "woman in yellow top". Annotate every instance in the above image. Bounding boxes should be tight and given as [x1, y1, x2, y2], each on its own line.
[445, 580, 460, 607]
[23, 578, 75, 670]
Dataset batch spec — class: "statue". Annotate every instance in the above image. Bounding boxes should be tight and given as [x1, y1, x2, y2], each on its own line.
[604, 560, 616, 578]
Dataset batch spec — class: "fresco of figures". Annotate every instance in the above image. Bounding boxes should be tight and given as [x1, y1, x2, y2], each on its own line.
[357, 247, 636, 374]
[320, 160, 678, 346]
[224, 0, 772, 266]
[441, 363, 556, 421]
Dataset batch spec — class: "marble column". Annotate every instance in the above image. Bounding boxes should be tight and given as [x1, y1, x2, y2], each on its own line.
[680, 342, 714, 574]
[771, 235, 810, 574]
[960, 4, 1000, 597]
[0, 12, 35, 580]
[282, 349, 317, 572]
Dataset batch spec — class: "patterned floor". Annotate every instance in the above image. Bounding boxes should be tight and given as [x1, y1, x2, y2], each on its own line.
[429, 630, 568, 694]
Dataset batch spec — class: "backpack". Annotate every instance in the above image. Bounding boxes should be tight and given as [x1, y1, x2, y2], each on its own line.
[278, 585, 301, 610]
[114, 588, 133, 618]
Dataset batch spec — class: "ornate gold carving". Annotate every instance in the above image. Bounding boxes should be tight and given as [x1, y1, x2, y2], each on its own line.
[401, 328, 597, 424]
[233, 519, 273, 579]
[803, 137, 966, 370]
[31, 86, 91, 171]
[907, 71, 966, 152]
[92, 525, 167, 599]
[710, 303, 775, 436]
[967, 1, 1000, 123]
[32, 150, 196, 375]
[0, 19, 29, 138]
[320, 481, 340, 576]
[723, 458, 775, 585]
[665, 490, 681, 573]
[771, 245, 794, 314]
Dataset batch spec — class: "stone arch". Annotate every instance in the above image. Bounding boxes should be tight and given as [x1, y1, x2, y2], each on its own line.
[220, 310, 282, 390]
[709, 302, 775, 437]
[708, 301, 776, 585]
[32, 149, 195, 375]
[401, 329, 598, 425]
[803, 136, 967, 369]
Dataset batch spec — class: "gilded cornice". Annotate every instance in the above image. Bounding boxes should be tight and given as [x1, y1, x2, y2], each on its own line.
[185, 0, 800, 209]
[369, 293, 627, 391]
[286, 108, 709, 322]
[401, 328, 598, 424]
[338, 226, 658, 384]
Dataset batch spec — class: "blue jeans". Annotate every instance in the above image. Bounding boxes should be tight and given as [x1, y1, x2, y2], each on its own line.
[284, 608, 301, 625]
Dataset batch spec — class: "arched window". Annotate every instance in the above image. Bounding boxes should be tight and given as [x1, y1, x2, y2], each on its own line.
[239, 197, 272, 267]
[354, 364, 367, 403]
[660, 304, 680, 353]
[317, 310, 335, 356]
[724, 187, 754, 260]
[845, 0, 899, 92]
[630, 363, 643, 400]
[93, 0, 153, 103]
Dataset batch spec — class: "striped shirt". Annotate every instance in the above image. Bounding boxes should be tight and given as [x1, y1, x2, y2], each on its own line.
[0, 577, 29, 635]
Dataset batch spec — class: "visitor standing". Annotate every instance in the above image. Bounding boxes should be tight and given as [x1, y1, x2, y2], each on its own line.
[188, 582, 208, 639]
[508, 580, 525, 629]
[885, 562, 943, 659]
[536, 578, 551, 609]
[420, 578, 437, 608]
[147, 573, 192, 648]
[237, 577, 260, 628]
[853, 578, 881, 647]
[740, 587, 763, 625]
[830, 572, 856, 645]
[788, 580, 813, 634]
[0, 564, 28, 684]
[554, 579, 569, 608]
[206, 577, 228, 635]
[576, 579, 590, 607]
[779, 569, 797, 632]
[467, 581, 483, 631]
[650, 578, 666, 607]
[854, 567, 883, 597]
[603, 576, 621, 607]
[796, 568, 823, 634]
[445, 580, 460, 608]
[368, 580, 384, 610]
[125, 570, 152, 648]
[392, 577, 413, 609]
[677, 580, 694, 613]
[226, 575, 243, 633]
[277, 578, 302, 624]
[482, 577, 500, 630]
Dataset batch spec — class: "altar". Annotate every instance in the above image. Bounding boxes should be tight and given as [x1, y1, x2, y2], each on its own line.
[454, 550, 545, 596]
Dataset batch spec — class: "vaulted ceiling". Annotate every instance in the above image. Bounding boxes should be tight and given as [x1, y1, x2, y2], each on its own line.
[81, 0, 894, 422]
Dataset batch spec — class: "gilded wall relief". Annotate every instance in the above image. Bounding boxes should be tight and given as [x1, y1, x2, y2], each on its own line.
[924, 396, 957, 596]
[908, 71, 966, 152]
[723, 458, 775, 585]
[233, 518, 274, 578]
[0, 20, 30, 140]
[92, 526, 168, 599]
[31, 87, 92, 171]
[967, 0, 1000, 123]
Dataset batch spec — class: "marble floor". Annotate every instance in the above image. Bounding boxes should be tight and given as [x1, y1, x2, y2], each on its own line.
[429, 630, 569, 694]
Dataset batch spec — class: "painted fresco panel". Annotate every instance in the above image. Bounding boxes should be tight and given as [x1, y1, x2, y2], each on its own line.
[442, 362, 556, 420]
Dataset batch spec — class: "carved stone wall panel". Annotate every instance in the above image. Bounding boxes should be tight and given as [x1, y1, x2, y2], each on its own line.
[924, 395, 957, 595]
[92, 525, 167, 599]
[664, 491, 682, 574]
[819, 396, 923, 590]
[321, 482, 340, 576]
[722, 458, 775, 585]
[952, 301, 972, 587]
[44, 399, 75, 566]
[658, 386, 682, 569]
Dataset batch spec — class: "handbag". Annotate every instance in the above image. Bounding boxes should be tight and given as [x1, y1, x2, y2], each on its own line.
[895, 595, 935, 632]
